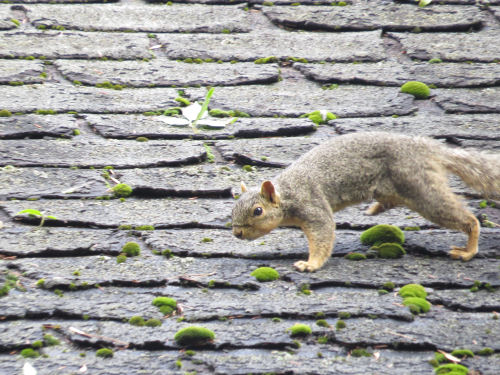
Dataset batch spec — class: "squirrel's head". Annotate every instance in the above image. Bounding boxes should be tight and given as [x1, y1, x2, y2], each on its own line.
[232, 180, 283, 240]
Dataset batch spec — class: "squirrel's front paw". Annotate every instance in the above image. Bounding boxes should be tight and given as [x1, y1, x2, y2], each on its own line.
[294, 260, 319, 272]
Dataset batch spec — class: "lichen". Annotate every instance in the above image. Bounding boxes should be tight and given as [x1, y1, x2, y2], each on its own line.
[250, 267, 279, 282]
[174, 326, 215, 346]
[360, 224, 405, 246]
[400, 81, 431, 99]
[288, 323, 312, 337]
[121, 242, 140, 257]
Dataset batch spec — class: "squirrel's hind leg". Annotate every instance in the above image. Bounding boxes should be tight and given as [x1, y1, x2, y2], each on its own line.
[399, 178, 480, 261]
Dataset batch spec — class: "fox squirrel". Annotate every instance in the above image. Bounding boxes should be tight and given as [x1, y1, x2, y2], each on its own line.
[232, 132, 500, 272]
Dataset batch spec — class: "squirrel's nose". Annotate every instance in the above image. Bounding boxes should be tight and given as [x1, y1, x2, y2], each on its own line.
[233, 228, 243, 239]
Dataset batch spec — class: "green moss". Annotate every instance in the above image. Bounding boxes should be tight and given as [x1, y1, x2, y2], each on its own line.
[300, 110, 336, 125]
[477, 347, 493, 356]
[36, 278, 45, 288]
[316, 319, 329, 328]
[201, 237, 213, 243]
[20, 348, 40, 358]
[404, 226, 421, 231]
[0, 109, 12, 117]
[378, 289, 389, 295]
[289, 323, 312, 337]
[209, 109, 232, 118]
[73, 129, 80, 136]
[121, 242, 140, 257]
[287, 56, 308, 63]
[242, 165, 254, 172]
[351, 348, 371, 357]
[203, 144, 215, 163]
[336, 320, 346, 330]
[43, 334, 60, 346]
[118, 224, 132, 230]
[96, 348, 113, 358]
[136, 136, 149, 142]
[317, 336, 328, 344]
[152, 296, 177, 313]
[129, 316, 145, 326]
[272, 317, 282, 323]
[96, 81, 124, 90]
[400, 81, 431, 99]
[451, 349, 474, 358]
[360, 224, 405, 246]
[429, 58, 443, 64]
[322, 83, 339, 90]
[175, 97, 191, 107]
[35, 109, 57, 115]
[250, 267, 279, 282]
[174, 326, 215, 346]
[434, 363, 469, 374]
[145, 318, 162, 327]
[162, 249, 173, 258]
[11, 18, 20, 27]
[54, 289, 63, 297]
[372, 242, 406, 259]
[403, 297, 431, 314]
[133, 225, 153, 231]
[254, 56, 278, 64]
[338, 311, 351, 319]
[398, 284, 427, 299]
[9, 81, 23, 86]
[111, 183, 132, 198]
[32, 340, 43, 349]
[344, 252, 366, 261]
[382, 281, 395, 291]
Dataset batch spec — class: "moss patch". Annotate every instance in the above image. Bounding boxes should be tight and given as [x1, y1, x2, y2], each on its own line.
[0, 109, 12, 117]
[344, 252, 367, 261]
[402, 297, 431, 314]
[152, 296, 177, 315]
[300, 110, 336, 125]
[372, 242, 406, 259]
[129, 316, 145, 326]
[360, 224, 405, 246]
[20, 348, 40, 358]
[121, 242, 140, 257]
[434, 363, 469, 374]
[96, 348, 114, 358]
[111, 183, 132, 198]
[398, 284, 427, 299]
[289, 323, 312, 337]
[250, 267, 279, 282]
[400, 81, 431, 99]
[174, 326, 215, 346]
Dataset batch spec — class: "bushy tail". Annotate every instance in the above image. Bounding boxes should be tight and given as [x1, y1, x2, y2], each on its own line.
[439, 146, 500, 198]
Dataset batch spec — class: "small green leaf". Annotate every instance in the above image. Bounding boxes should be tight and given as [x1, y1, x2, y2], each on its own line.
[193, 87, 215, 128]
[46, 215, 58, 220]
[16, 209, 42, 217]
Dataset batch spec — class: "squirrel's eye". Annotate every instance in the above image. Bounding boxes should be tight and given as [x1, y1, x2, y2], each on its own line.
[253, 207, 263, 216]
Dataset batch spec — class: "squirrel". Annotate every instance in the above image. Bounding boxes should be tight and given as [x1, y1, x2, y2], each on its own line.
[231, 132, 500, 272]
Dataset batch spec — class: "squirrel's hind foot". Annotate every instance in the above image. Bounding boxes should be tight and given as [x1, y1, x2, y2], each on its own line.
[449, 246, 477, 261]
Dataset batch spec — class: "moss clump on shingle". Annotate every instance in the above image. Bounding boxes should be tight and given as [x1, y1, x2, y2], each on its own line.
[121, 242, 140, 257]
[289, 323, 312, 337]
[402, 297, 431, 314]
[300, 110, 336, 125]
[0, 109, 12, 117]
[400, 81, 431, 99]
[145, 318, 162, 327]
[96, 348, 113, 358]
[344, 252, 366, 261]
[434, 363, 469, 374]
[250, 267, 279, 282]
[372, 242, 406, 259]
[174, 326, 215, 346]
[152, 296, 177, 315]
[451, 349, 474, 358]
[111, 183, 132, 198]
[129, 316, 145, 326]
[360, 224, 405, 246]
[20, 348, 40, 358]
[398, 284, 427, 299]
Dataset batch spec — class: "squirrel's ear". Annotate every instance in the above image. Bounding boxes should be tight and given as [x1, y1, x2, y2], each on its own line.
[240, 182, 248, 193]
[260, 181, 280, 205]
